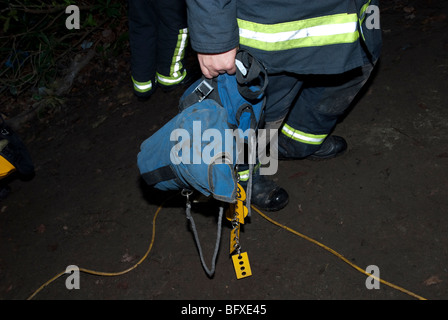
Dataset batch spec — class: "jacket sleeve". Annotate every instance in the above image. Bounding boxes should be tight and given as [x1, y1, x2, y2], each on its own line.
[186, 0, 239, 53]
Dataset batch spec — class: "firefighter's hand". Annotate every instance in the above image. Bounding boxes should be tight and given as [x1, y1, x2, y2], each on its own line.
[197, 48, 237, 79]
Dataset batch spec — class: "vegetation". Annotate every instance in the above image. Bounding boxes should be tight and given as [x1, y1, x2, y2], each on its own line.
[0, 0, 128, 119]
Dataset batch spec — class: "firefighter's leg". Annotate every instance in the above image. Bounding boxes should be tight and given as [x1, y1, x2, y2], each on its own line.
[259, 72, 304, 163]
[155, 0, 189, 90]
[128, 0, 158, 100]
[238, 162, 289, 212]
[237, 73, 303, 212]
[278, 62, 376, 159]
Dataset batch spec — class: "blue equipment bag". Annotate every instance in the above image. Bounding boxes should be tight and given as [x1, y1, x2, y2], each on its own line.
[137, 50, 267, 203]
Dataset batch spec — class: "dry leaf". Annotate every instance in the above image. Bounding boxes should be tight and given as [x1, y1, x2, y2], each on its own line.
[423, 275, 442, 286]
[121, 110, 135, 118]
[36, 224, 46, 234]
[121, 252, 137, 263]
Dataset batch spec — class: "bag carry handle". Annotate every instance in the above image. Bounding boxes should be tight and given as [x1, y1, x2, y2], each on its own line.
[235, 50, 268, 101]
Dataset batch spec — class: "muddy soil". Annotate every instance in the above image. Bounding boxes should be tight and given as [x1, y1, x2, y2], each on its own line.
[1, 1, 448, 304]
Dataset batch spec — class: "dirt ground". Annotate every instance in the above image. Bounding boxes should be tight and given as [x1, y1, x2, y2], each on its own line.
[1, 1, 448, 302]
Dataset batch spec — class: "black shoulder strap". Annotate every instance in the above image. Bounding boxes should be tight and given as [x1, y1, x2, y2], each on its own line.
[235, 50, 268, 101]
[141, 165, 177, 186]
[179, 50, 267, 111]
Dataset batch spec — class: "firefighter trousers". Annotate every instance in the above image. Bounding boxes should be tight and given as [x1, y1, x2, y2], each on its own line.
[263, 59, 377, 159]
[128, 0, 188, 98]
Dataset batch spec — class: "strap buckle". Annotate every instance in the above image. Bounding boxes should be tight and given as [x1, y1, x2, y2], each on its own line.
[194, 79, 214, 102]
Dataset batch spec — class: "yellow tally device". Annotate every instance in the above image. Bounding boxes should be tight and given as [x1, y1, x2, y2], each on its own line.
[0, 155, 15, 178]
[230, 224, 240, 255]
[232, 252, 252, 279]
[228, 183, 252, 279]
[226, 184, 248, 224]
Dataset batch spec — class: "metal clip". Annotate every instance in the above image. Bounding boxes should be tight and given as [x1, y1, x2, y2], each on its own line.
[181, 189, 193, 206]
[194, 80, 214, 102]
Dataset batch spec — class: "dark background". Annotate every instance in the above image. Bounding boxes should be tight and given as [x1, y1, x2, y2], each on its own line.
[1, 0, 447, 300]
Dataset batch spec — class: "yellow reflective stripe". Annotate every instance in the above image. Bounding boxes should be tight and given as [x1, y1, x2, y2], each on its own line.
[281, 124, 327, 145]
[172, 28, 188, 77]
[359, 0, 372, 23]
[132, 76, 152, 93]
[158, 28, 188, 86]
[0, 155, 15, 178]
[157, 70, 186, 85]
[238, 171, 250, 182]
[358, 0, 373, 41]
[238, 13, 359, 51]
[238, 163, 261, 182]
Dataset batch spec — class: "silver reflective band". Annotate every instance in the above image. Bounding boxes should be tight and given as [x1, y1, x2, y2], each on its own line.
[239, 22, 358, 44]
[282, 124, 327, 145]
[132, 77, 152, 93]
[238, 13, 360, 51]
[157, 28, 189, 86]
[134, 82, 151, 90]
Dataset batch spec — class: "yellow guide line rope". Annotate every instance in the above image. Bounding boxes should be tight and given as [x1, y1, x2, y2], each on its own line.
[27, 199, 427, 300]
[252, 206, 427, 300]
[27, 202, 164, 300]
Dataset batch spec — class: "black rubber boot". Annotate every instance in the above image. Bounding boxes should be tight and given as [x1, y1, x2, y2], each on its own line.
[240, 169, 289, 212]
[306, 135, 347, 160]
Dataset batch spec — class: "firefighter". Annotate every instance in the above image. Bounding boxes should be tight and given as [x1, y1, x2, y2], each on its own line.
[185, 0, 382, 211]
[128, 0, 191, 100]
